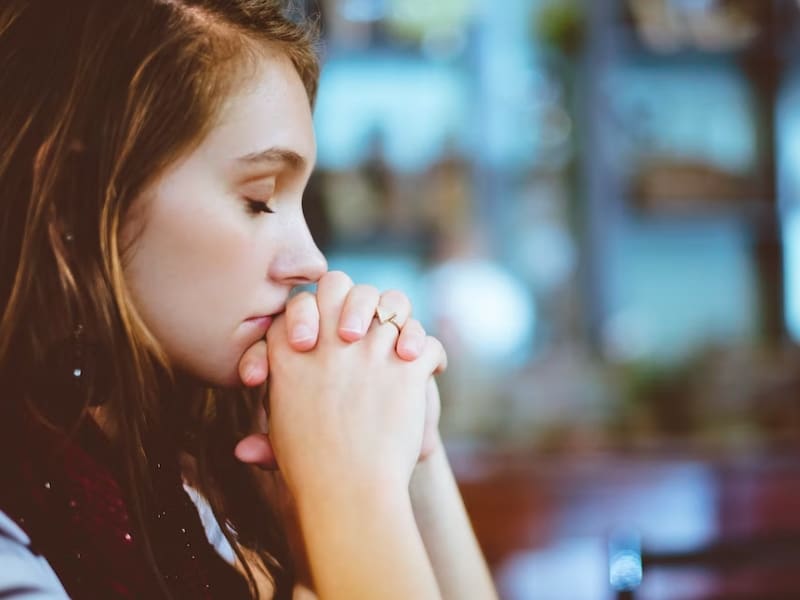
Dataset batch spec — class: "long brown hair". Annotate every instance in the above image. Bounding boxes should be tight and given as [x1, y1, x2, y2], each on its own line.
[0, 0, 319, 597]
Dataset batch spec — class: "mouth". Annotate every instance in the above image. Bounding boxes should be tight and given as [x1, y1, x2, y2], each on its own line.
[243, 314, 275, 333]
[244, 301, 287, 333]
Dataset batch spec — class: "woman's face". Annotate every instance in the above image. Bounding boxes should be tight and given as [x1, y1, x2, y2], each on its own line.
[122, 52, 327, 386]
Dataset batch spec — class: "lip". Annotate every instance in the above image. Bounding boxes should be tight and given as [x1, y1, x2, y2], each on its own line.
[244, 315, 274, 331]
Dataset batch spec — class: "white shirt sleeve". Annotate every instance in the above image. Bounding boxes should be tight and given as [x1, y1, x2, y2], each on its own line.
[183, 483, 237, 565]
[0, 487, 237, 598]
[0, 510, 70, 598]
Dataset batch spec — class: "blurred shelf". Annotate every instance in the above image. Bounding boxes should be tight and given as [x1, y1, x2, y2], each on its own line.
[609, 24, 764, 66]
[627, 200, 773, 224]
[614, 0, 779, 61]
[451, 446, 800, 599]
[628, 160, 771, 219]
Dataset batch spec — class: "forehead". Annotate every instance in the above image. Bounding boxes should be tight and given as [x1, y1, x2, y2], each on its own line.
[192, 51, 316, 174]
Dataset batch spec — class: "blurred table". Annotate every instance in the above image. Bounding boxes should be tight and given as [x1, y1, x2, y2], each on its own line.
[449, 444, 800, 600]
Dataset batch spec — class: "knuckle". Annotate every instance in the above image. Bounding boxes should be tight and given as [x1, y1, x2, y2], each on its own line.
[358, 284, 381, 299]
[381, 289, 410, 310]
[349, 284, 380, 305]
[408, 318, 425, 334]
[321, 270, 353, 289]
[400, 318, 421, 336]
[426, 335, 445, 354]
[317, 271, 354, 305]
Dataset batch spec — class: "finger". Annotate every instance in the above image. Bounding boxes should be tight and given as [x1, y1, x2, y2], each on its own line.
[238, 339, 268, 386]
[315, 270, 354, 343]
[266, 311, 290, 354]
[338, 284, 381, 342]
[417, 335, 448, 375]
[378, 289, 412, 327]
[368, 289, 412, 348]
[285, 291, 320, 351]
[396, 318, 426, 361]
[234, 433, 278, 470]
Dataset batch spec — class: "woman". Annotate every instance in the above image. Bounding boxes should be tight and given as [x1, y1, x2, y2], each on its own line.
[0, 0, 497, 598]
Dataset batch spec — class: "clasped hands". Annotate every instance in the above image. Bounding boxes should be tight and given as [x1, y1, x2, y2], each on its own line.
[233, 271, 447, 493]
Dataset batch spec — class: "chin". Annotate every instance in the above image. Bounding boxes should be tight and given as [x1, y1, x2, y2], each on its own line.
[204, 364, 246, 388]
[219, 371, 247, 388]
[170, 341, 251, 389]
[176, 357, 244, 389]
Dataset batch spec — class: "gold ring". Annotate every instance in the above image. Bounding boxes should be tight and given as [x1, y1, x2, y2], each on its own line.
[375, 306, 402, 333]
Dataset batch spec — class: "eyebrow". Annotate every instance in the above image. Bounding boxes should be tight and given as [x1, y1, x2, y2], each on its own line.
[235, 147, 307, 171]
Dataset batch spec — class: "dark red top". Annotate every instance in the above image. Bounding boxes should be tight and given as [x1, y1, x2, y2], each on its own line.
[0, 413, 251, 599]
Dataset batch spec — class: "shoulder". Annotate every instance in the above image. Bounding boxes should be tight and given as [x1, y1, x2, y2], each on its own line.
[0, 510, 69, 598]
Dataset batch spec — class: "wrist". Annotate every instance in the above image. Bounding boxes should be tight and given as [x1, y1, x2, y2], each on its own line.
[410, 439, 448, 500]
[294, 481, 442, 599]
[294, 472, 411, 529]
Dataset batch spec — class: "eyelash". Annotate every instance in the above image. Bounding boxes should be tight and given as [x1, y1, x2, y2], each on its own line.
[245, 198, 275, 215]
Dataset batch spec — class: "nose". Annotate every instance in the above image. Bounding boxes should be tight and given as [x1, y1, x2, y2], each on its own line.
[269, 217, 328, 286]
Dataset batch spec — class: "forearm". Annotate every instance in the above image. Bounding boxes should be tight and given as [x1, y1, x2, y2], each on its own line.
[409, 444, 498, 600]
[296, 483, 442, 600]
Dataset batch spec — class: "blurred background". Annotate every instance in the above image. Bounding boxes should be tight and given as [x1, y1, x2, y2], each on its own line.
[300, 0, 800, 597]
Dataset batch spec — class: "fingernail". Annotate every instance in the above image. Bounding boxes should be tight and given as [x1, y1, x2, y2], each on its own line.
[291, 323, 314, 343]
[244, 365, 258, 383]
[340, 316, 363, 335]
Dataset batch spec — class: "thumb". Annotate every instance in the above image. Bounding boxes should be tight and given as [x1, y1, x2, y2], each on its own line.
[238, 339, 269, 387]
[234, 433, 279, 470]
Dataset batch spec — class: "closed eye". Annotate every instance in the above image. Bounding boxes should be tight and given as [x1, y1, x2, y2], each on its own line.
[245, 198, 275, 215]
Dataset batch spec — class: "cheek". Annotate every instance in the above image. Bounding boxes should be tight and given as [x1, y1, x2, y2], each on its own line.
[130, 205, 248, 309]
[123, 197, 264, 382]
